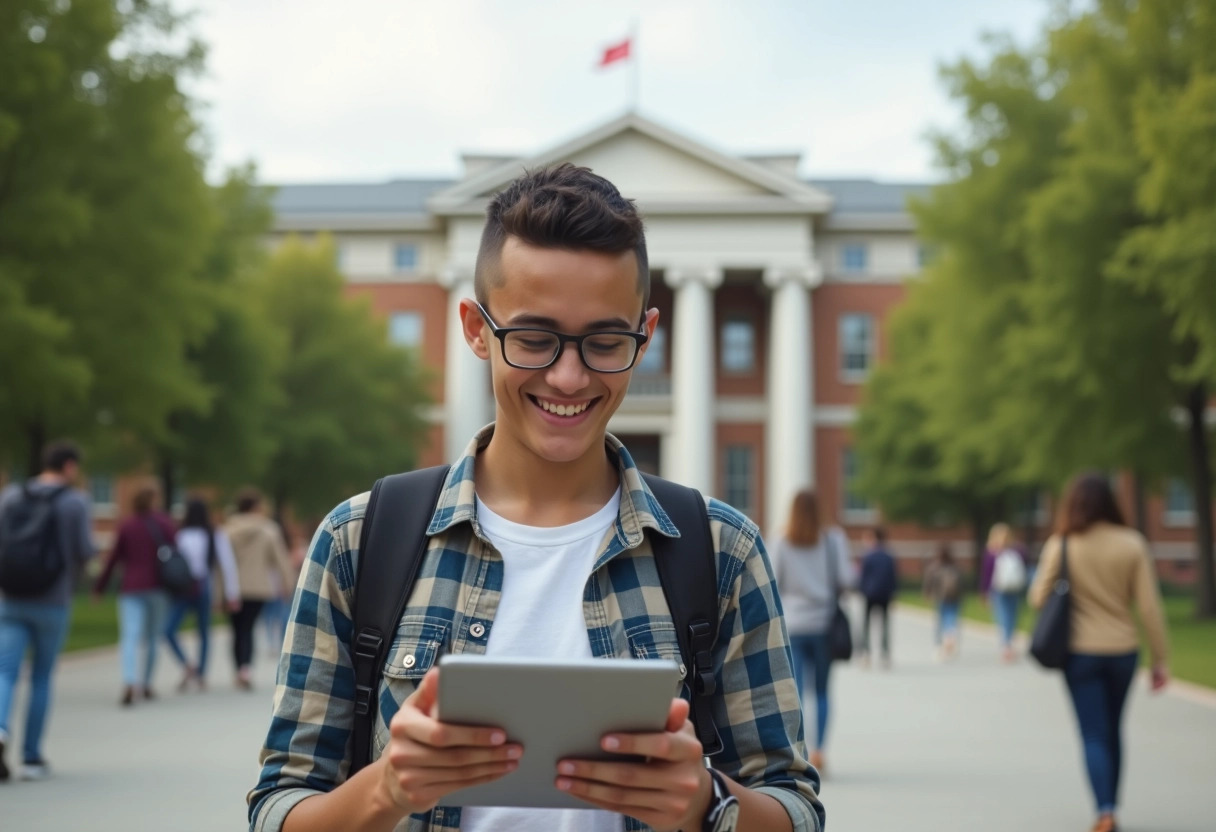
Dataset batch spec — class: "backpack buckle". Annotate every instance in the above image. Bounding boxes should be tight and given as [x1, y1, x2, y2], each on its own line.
[354, 630, 382, 661]
[354, 685, 374, 717]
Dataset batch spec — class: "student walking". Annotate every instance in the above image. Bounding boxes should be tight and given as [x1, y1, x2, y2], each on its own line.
[858, 525, 898, 668]
[93, 482, 175, 706]
[773, 489, 854, 775]
[1029, 473, 1169, 832]
[164, 498, 241, 691]
[922, 543, 963, 660]
[0, 441, 95, 782]
[249, 164, 824, 832]
[981, 522, 1028, 662]
[223, 488, 294, 691]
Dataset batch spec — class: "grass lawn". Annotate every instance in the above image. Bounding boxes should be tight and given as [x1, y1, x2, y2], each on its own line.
[897, 589, 1216, 690]
[63, 593, 197, 654]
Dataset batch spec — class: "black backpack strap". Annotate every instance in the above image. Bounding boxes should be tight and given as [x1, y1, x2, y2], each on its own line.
[641, 474, 724, 757]
[350, 465, 450, 776]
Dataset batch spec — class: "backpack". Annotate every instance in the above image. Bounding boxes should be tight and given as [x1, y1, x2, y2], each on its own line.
[0, 484, 69, 597]
[992, 548, 1027, 593]
[349, 466, 723, 775]
[937, 564, 962, 603]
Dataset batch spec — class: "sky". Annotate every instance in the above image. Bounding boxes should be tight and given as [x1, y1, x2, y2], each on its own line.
[178, 0, 1049, 185]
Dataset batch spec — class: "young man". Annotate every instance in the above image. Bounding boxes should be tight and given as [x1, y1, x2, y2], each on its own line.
[248, 164, 824, 832]
[0, 441, 95, 781]
[857, 526, 897, 669]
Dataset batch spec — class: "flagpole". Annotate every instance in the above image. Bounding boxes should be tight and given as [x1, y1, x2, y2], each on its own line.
[630, 18, 640, 112]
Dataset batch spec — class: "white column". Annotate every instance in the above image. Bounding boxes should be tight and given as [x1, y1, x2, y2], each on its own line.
[764, 265, 822, 536]
[440, 267, 491, 462]
[664, 267, 722, 494]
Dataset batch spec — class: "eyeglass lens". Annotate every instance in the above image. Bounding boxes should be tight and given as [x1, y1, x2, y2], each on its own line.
[503, 331, 638, 371]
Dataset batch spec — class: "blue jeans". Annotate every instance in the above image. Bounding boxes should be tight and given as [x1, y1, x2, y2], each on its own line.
[990, 591, 1020, 647]
[164, 581, 211, 676]
[118, 591, 169, 688]
[1064, 652, 1138, 814]
[0, 599, 72, 762]
[936, 601, 960, 644]
[788, 633, 832, 750]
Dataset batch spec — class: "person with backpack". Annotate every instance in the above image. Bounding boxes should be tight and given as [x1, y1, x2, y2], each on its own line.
[858, 526, 898, 669]
[772, 489, 855, 777]
[164, 498, 241, 692]
[0, 441, 95, 782]
[248, 164, 824, 832]
[92, 481, 177, 706]
[980, 522, 1028, 663]
[922, 543, 964, 660]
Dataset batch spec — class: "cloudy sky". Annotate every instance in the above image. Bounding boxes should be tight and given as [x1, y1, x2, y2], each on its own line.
[179, 0, 1048, 185]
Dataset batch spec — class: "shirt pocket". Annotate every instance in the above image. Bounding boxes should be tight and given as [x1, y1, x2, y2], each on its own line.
[373, 616, 450, 758]
[625, 621, 688, 693]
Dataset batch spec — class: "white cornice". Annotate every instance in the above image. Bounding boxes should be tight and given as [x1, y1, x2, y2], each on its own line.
[822, 213, 917, 232]
[274, 213, 440, 233]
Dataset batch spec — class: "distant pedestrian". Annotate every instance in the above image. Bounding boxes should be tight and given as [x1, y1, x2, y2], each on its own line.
[858, 526, 898, 668]
[1029, 473, 1170, 832]
[164, 498, 240, 692]
[773, 488, 855, 774]
[922, 543, 963, 660]
[223, 488, 294, 690]
[93, 481, 175, 706]
[0, 441, 95, 782]
[258, 519, 297, 659]
[981, 522, 1029, 663]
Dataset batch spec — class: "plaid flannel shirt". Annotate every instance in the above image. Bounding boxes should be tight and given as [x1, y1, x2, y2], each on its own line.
[249, 427, 824, 832]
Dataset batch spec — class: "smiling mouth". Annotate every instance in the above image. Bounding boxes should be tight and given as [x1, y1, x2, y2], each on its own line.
[529, 395, 599, 417]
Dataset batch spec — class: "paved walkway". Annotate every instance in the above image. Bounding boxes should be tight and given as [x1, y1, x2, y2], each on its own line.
[2, 608, 1214, 832]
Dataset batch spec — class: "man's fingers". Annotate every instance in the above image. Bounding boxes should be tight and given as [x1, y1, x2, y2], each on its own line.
[389, 740, 522, 769]
[664, 698, 690, 734]
[407, 666, 440, 714]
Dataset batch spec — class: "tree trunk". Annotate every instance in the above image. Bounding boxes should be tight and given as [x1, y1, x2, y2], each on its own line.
[1131, 473, 1149, 537]
[25, 421, 46, 478]
[1185, 384, 1216, 619]
[159, 453, 177, 517]
[968, 503, 988, 590]
[273, 486, 287, 528]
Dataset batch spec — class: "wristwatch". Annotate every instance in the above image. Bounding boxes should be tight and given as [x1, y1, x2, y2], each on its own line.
[702, 768, 740, 832]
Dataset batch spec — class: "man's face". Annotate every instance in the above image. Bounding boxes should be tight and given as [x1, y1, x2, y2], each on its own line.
[62, 460, 81, 485]
[461, 237, 658, 469]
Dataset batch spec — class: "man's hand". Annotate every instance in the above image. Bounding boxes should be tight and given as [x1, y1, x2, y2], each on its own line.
[378, 667, 523, 815]
[556, 698, 711, 832]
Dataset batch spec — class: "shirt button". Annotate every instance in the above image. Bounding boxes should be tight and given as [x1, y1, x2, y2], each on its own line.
[679, 663, 687, 678]
[402, 654, 416, 669]
[470, 623, 486, 638]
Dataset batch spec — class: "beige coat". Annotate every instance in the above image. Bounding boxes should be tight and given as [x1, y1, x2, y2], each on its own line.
[224, 512, 296, 601]
[1029, 522, 1169, 665]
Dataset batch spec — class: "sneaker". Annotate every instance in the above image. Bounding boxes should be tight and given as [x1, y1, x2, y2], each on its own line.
[20, 759, 50, 781]
[120, 686, 136, 707]
[0, 736, 10, 782]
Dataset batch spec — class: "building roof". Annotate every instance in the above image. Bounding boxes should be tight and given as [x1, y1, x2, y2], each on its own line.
[271, 176, 930, 219]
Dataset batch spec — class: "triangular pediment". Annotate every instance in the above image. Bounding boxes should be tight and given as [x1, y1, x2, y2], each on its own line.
[429, 113, 833, 214]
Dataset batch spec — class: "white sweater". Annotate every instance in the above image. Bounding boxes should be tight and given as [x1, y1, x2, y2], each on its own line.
[175, 527, 241, 604]
[773, 527, 856, 635]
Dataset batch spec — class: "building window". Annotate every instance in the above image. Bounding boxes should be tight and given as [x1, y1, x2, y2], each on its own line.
[839, 313, 875, 382]
[394, 243, 418, 273]
[842, 448, 876, 518]
[723, 445, 754, 515]
[334, 242, 347, 271]
[89, 474, 116, 517]
[636, 324, 666, 374]
[917, 243, 936, 269]
[720, 318, 755, 373]
[841, 243, 868, 273]
[1164, 478, 1195, 526]
[389, 311, 424, 349]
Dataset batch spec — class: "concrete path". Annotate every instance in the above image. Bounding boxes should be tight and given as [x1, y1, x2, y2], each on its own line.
[2, 609, 1214, 832]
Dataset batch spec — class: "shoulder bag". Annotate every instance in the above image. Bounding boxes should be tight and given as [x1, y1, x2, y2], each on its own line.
[1029, 536, 1071, 669]
[824, 530, 854, 662]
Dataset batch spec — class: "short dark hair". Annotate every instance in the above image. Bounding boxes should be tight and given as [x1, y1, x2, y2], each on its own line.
[871, 526, 887, 544]
[42, 440, 81, 474]
[1057, 472, 1125, 535]
[236, 487, 263, 514]
[474, 163, 649, 307]
[132, 482, 159, 515]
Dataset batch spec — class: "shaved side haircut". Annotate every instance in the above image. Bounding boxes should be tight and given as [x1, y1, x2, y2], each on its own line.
[473, 163, 650, 307]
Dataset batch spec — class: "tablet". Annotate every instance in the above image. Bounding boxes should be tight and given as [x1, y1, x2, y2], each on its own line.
[436, 654, 681, 809]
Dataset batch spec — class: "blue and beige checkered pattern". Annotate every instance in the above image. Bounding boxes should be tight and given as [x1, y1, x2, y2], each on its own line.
[249, 427, 824, 832]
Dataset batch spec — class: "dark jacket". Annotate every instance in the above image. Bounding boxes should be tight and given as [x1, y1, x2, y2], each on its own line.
[859, 547, 898, 603]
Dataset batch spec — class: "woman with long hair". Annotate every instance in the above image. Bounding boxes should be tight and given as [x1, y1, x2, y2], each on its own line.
[981, 522, 1028, 663]
[1029, 473, 1170, 832]
[92, 481, 175, 706]
[922, 543, 964, 660]
[164, 498, 240, 691]
[773, 488, 854, 774]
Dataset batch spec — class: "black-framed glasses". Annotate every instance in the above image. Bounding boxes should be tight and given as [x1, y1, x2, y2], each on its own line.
[476, 303, 649, 373]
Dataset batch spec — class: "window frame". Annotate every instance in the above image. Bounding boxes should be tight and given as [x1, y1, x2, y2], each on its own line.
[394, 242, 419, 274]
[388, 310, 426, 350]
[841, 242, 869, 274]
[838, 312, 876, 384]
[719, 315, 757, 375]
[1163, 477, 1196, 528]
[841, 447, 878, 523]
[722, 444, 756, 517]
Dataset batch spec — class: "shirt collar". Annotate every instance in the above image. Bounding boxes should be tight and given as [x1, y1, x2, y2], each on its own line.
[426, 424, 681, 547]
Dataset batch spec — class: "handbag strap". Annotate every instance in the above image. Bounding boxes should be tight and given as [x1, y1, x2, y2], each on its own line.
[1058, 535, 1069, 583]
[141, 515, 169, 548]
[823, 528, 842, 605]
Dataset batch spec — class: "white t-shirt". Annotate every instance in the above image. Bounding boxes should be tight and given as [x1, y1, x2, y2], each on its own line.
[175, 527, 241, 603]
[459, 490, 623, 832]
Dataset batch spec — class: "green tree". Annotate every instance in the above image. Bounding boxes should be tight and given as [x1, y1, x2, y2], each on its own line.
[255, 235, 432, 520]
[0, 0, 215, 474]
[153, 168, 283, 502]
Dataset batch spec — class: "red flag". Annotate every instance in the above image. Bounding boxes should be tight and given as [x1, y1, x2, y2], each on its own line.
[599, 38, 632, 67]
